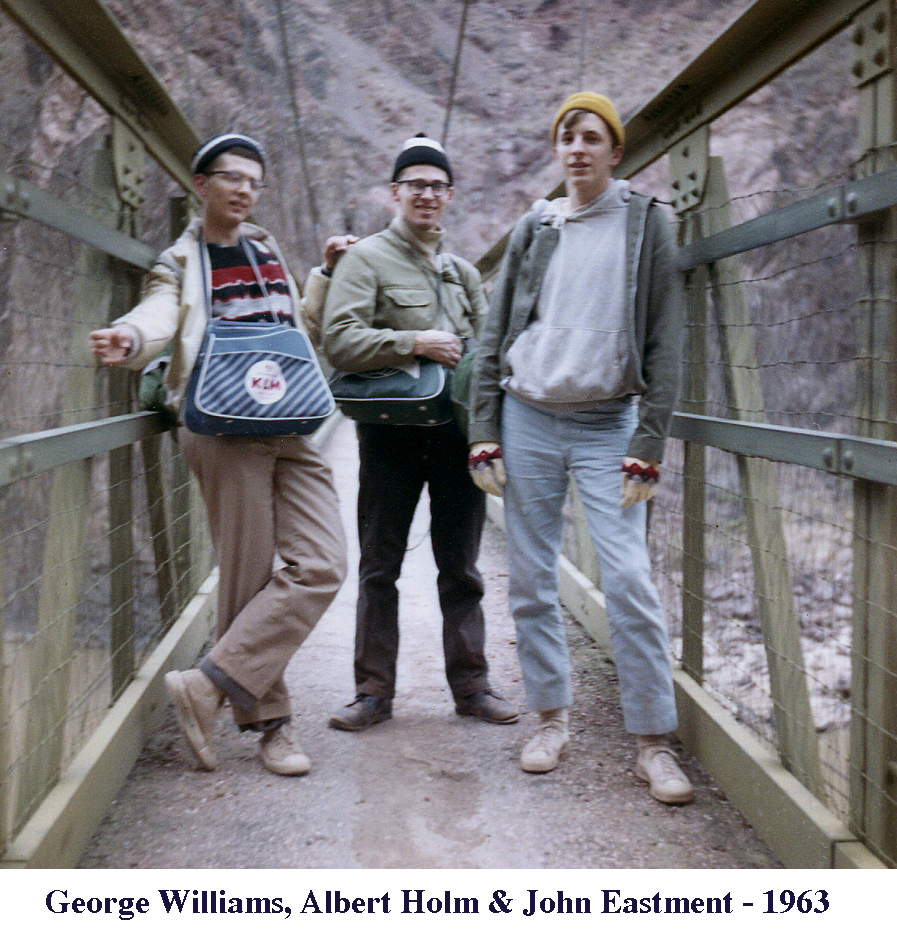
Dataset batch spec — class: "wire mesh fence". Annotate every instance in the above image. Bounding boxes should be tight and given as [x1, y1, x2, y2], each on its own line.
[648, 445, 856, 815]
[1, 428, 207, 845]
[0, 105, 211, 850]
[650, 200, 892, 864]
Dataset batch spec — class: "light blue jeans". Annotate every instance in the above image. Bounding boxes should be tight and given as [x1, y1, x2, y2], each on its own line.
[501, 394, 678, 735]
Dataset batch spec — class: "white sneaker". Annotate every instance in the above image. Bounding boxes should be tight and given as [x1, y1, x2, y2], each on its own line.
[636, 744, 694, 804]
[259, 724, 311, 776]
[520, 713, 570, 773]
[164, 669, 224, 771]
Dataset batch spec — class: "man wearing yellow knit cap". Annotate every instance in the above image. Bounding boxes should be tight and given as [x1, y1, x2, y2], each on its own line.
[467, 92, 692, 803]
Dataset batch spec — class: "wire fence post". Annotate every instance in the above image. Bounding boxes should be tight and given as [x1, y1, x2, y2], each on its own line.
[849, 0, 897, 864]
[703, 155, 826, 801]
[166, 196, 205, 605]
[14, 144, 121, 826]
[108, 368, 135, 701]
[679, 211, 709, 684]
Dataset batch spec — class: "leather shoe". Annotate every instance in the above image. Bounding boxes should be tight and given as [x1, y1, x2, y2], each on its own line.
[455, 689, 519, 724]
[329, 694, 392, 731]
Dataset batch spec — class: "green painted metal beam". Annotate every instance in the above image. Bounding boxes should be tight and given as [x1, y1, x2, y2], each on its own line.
[680, 164, 897, 269]
[0, 170, 155, 269]
[0, 413, 168, 487]
[619, 0, 876, 178]
[0, 0, 199, 189]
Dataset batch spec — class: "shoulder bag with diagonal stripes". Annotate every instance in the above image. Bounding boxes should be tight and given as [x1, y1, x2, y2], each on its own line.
[183, 236, 335, 436]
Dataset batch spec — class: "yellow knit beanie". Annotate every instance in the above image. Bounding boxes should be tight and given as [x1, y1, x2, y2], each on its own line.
[551, 92, 624, 147]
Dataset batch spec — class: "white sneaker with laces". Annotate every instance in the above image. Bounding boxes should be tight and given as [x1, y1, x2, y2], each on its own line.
[636, 743, 694, 804]
[520, 712, 570, 773]
[259, 724, 311, 776]
[164, 669, 224, 771]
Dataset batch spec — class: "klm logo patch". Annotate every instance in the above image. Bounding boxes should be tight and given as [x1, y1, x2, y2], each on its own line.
[245, 359, 287, 405]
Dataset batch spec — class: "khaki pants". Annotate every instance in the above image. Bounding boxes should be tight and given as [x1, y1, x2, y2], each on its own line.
[179, 428, 347, 727]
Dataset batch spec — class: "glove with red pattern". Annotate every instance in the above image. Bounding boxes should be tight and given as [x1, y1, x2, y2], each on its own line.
[468, 443, 506, 497]
[620, 457, 660, 508]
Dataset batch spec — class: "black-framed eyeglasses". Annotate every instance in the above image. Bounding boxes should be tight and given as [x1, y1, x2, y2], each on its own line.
[206, 170, 267, 191]
[396, 178, 452, 196]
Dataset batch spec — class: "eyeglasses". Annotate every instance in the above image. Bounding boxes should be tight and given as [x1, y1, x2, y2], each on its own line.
[396, 178, 452, 196]
[206, 170, 267, 191]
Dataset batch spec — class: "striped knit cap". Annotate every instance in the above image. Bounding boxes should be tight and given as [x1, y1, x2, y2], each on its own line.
[191, 134, 267, 176]
[392, 134, 453, 183]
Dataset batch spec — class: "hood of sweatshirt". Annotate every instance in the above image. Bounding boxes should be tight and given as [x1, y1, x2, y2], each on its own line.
[535, 178, 631, 229]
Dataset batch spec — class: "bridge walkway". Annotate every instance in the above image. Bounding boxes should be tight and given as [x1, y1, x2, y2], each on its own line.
[78, 419, 777, 870]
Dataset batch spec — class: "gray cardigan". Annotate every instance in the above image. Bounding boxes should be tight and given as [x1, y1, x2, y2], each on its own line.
[468, 191, 685, 464]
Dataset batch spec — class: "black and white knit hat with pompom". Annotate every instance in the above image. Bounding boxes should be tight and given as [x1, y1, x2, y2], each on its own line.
[392, 134, 453, 183]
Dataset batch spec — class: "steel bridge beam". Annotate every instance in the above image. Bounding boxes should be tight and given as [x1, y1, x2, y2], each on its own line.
[0, 170, 155, 269]
[619, 0, 877, 179]
[0, 0, 198, 190]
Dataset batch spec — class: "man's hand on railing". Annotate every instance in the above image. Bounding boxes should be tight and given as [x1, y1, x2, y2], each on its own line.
[89, 326, 138, 365]
[468, 442, 505, 496]
[620, 457, 660, 508]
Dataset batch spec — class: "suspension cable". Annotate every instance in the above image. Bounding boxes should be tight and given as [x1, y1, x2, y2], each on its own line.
[174, 3, 200, 128]
[441, 0, 471, 146]
[273, 0, 321, 248]
[577, 0, 588, 88]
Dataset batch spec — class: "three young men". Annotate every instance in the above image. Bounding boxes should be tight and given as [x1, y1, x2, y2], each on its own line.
[95, 98, 692, 808]
[467, 93, 693, 804]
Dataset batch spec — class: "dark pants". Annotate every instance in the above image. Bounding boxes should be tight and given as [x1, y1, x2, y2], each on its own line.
[354, 421, 489, 700]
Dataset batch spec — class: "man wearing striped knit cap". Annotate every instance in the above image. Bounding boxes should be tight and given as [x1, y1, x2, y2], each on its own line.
[90, 133, 353, 778]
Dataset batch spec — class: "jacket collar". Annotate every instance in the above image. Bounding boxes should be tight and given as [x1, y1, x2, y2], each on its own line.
[184, 214, 273, 244]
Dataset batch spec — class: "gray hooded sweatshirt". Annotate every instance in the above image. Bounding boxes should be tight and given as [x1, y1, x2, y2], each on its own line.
[504, 179, 641, 410]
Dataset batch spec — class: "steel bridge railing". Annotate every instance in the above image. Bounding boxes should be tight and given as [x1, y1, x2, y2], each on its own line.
[0, 0, 894, 869]
[553, 0, 896, 868]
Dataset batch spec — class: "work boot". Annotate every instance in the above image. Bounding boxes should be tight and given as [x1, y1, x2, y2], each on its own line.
[164, 669, 224, 771]
[520, 708, 570, 773]
[258, 724, 311, 776]
[635, 741, 694, 805]
[328, 694, 392, 731]
[455, 689, 520, 724]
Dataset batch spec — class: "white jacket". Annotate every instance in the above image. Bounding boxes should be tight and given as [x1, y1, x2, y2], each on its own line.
[114, 216, 329, 413]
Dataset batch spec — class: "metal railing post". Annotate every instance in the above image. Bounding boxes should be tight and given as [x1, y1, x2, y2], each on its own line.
[849, 0, 897, 864]
[15, 145, 120, 825]
[670, 127, 711, 684]
[680, 214, 709, 684]
[703, 156, 826, 801]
